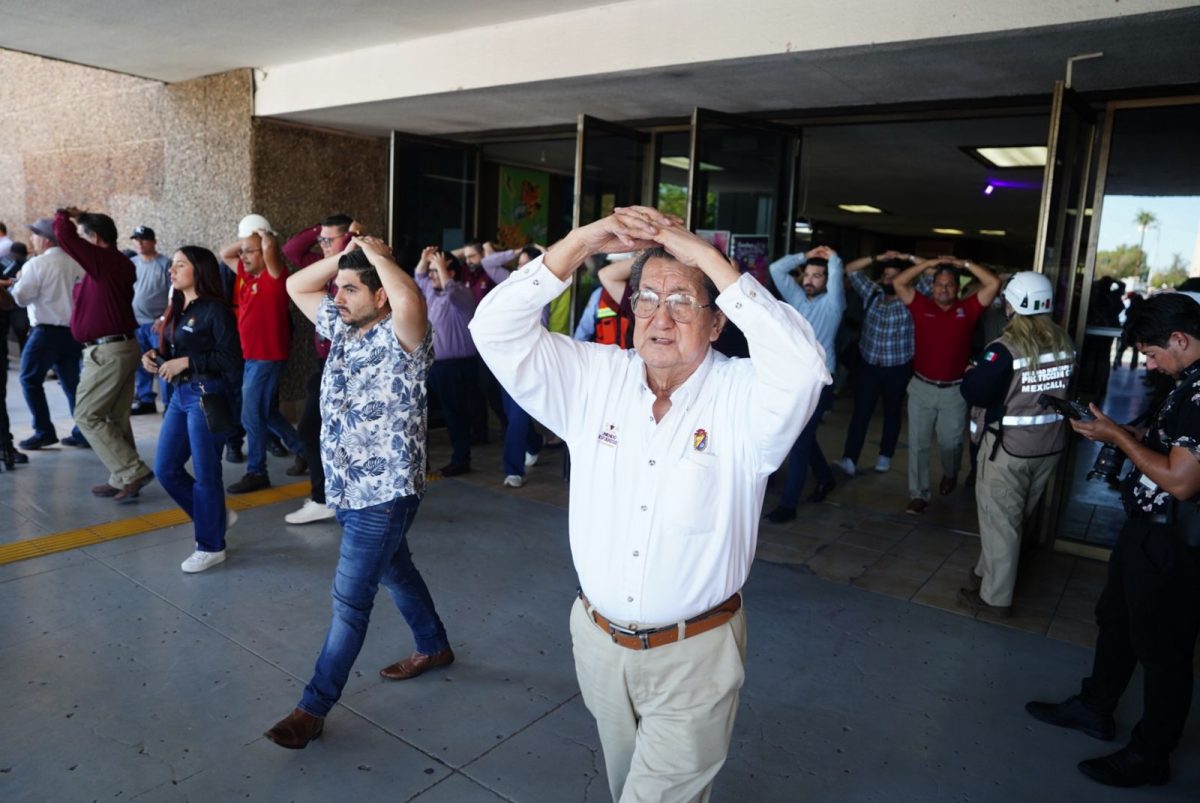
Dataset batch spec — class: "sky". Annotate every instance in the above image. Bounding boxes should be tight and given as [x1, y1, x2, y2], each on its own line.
[1094, 195, 1200, 272]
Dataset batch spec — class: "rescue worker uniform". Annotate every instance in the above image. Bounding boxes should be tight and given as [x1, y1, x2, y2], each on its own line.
[962, 335, 1074, 607]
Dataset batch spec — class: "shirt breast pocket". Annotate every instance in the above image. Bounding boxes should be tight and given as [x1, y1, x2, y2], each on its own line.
[661, 451, 720, 536]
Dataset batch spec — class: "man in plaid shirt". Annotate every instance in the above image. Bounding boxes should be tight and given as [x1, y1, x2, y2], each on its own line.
[834, 251, 922, 476]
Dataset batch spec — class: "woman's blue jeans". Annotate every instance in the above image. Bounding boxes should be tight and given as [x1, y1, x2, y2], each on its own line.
[299, 496, 449, 718]
[155, 380, 229, 553]
[501, 388, 544, 476]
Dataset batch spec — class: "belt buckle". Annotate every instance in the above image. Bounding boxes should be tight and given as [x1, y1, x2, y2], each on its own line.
[606, 621, 651, 649]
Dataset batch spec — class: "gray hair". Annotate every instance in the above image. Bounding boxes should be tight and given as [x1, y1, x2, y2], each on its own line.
[629, 247, 720, 305]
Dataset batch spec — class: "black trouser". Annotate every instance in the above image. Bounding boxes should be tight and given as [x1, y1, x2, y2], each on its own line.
[299, 363, 325, 504]
[0, 309, 11, 444]
[429, 357, 475, 467]
[1080, 516, 1200, 759]
[841, 360, 911, 463]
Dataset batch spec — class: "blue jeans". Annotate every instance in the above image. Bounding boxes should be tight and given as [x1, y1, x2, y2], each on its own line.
[241, 359, 303, 475]
[156, 380, 230, 553]
[501, 389, 544, 476]
[778, 385, 834, 509]
[298, 497, 449, 718]
[19, 324, 83, 441]
[133, 322, 167, 404]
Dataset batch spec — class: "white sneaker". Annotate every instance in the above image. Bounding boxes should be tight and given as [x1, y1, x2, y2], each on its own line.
[226, 509, 238, 529]
[525, 451, 540, 468]
[834, 457, 856, 477]
[503, 474, 525, 488]
[181, 549, 226, 573]
[875, 455, 891, 473]
[285, 499, 336, 525]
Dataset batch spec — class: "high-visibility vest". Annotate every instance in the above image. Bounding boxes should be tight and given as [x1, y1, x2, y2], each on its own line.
[969, 335, 1075, 458]
[595, 289, 632, 348]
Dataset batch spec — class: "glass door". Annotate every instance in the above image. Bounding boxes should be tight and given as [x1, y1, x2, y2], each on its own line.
[389, 131, 479, 272]
[564, 115, 648, 333]
[686, 108, 800, 273]
[1053, 97, 1200, 556]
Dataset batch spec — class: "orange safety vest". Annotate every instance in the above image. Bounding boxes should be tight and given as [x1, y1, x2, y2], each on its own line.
[594, 289, 632, 348]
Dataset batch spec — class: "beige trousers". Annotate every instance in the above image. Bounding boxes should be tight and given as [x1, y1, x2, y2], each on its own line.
[906, 377, 966, 501]
[974, 432, 1060, 606]
[569, 597, 747, 803]
[74, 339, 151, 486]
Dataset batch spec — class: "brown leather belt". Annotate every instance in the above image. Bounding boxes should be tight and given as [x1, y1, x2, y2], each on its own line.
[580, 591, 742, 650]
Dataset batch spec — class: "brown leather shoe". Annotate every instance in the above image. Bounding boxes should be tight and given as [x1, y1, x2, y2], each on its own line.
[939, 475, 958, 495]
[92, 482, 120, 497]
[265, 708, 324, 749]
[905, 498, 928, 515]
[114, 471, 155, 503]
[379, 647, 455, 680]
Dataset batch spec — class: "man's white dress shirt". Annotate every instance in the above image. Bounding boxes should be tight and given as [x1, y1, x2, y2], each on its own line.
[10, 246, 83, 327]
[471, 255, 830, 627]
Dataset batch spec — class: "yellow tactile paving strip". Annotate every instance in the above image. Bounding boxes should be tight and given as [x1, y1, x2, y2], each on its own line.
[0, 481, 312, 566]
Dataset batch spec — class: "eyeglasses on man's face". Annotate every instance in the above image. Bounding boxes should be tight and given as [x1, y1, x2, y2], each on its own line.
[630, 288, 714, 324]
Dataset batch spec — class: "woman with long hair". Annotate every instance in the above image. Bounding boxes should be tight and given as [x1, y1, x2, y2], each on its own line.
[142, 246, 243, 572]
[959, 271, 1076, 616]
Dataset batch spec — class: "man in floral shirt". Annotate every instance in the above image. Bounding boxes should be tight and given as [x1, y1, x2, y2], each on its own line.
[1027, 292, 1200, 789]
[264, 236, 453, 749]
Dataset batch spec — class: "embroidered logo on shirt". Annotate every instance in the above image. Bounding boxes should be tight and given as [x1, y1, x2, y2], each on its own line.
[598, 424, 619, 447]
[693, 428, 709, 452]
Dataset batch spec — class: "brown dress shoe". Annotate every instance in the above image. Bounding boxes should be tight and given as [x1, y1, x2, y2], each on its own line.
[905, 498, 928, 515]
[92, 482, 121, 497]
[265, 708, 324, 749]
[114, 471, 155, 502]
[939, 475, 958, 495]
[379, 647, 455, 680]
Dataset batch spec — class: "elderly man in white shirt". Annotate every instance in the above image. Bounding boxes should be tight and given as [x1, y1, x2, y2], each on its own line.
[471, 207, 828, 802]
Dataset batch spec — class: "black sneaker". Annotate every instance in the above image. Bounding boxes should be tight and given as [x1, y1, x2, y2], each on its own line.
[1025, 695, 1116, 741]
[130, 401, 157, 416]
[227, 472, 271, 494]
[18, 434, 57, 450]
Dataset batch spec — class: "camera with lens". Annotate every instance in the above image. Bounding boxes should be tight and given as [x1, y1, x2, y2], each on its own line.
[1087, 442, 1127, 488]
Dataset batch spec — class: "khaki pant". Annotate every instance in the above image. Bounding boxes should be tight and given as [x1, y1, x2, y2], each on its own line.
[74, 339, 151, 486]
[570, 597, 747, 803]
[906, 377, 966, 501]
[974, 432, 1060, 606]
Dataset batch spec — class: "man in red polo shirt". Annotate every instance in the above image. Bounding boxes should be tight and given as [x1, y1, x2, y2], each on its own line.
[220, 214, 305, 494]
[894, 257, 999, 515]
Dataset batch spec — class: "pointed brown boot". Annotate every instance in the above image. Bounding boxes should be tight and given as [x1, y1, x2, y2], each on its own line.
[379, 647, 455, 680]
[265, 707, 324, 749]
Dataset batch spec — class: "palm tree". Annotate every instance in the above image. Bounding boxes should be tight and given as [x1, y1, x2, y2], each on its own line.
[1135, 209, 1158, 282]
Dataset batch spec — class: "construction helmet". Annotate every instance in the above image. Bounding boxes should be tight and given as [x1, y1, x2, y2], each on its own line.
[1004, 271, 1053, 316]
[237, 213, 273, 238]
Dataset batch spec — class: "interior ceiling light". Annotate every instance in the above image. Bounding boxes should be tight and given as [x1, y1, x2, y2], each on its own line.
[837, 204, 885, 214]
[983, 184, 995, 195]
[970, 146, 1048, 169]
[979, 229, 1006, 236]
[933, 228, 965, 235]
[659, 156, 724, 172]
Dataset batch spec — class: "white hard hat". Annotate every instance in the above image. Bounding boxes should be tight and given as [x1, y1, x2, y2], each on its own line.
[1004, 271, 1053, 316]
[237, 213, 273, 238]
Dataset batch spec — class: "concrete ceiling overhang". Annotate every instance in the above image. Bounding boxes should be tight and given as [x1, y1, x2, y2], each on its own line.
[267, 6, 1200, 138]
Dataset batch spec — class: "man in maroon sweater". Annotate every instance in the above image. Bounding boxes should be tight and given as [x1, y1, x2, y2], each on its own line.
[55, 208, 154, 501]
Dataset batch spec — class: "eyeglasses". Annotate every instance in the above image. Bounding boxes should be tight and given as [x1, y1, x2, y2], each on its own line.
[630, 288, 714, 323]
[239, 248, 261, 257]
[316, 237, 335, 246]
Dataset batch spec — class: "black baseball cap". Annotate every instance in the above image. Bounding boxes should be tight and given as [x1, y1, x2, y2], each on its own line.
[131, 226, 156, 241]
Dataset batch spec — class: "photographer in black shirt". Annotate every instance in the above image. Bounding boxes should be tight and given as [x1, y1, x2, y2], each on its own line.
[1026, 292, 1200, 788]
[142, 246, 243, 574]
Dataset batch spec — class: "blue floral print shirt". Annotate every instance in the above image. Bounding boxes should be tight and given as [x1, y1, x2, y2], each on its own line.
[316, 297, 434, 509]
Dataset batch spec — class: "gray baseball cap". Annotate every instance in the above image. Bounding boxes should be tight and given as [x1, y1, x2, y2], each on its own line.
[28, 217, 56, 242]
